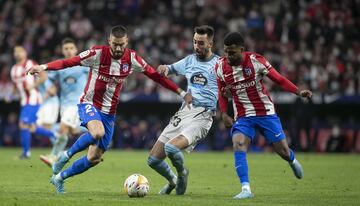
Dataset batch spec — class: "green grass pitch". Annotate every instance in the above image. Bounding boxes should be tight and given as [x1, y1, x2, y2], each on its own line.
[0, 148, 359, 206]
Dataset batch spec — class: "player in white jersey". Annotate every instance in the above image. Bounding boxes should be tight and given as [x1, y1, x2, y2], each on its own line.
[40, 38, 89, 166]
[10, 46, 56, 159]
[148, 25, 219, 195]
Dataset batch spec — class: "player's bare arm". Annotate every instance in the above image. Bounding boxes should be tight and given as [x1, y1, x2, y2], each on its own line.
[216, 75, 233, 127]
[267, 68, 313, 99]
[178, 88, 193, 109]
[143, 64, 193, 108]
[26, 70, 47, 90]
[221, 112, 234, 128]
[26, 64, 47, 76]
[42, 84, 57, 101]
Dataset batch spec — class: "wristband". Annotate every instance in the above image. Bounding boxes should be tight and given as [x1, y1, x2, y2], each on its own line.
[180, 91, 187, 98]
[40, 64, 48, 71]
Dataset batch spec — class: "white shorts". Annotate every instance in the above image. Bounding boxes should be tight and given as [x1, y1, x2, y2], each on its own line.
[158, 106, 213, 152]
[36, 102, 59, 125]
[60, 106, 80, 129]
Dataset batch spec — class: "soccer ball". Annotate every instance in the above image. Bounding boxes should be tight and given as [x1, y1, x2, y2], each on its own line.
[124, 174, 150, 197]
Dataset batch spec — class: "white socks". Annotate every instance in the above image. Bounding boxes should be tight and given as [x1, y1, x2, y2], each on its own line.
[242, 183, 251, 193]
[55, 173, 62, 180]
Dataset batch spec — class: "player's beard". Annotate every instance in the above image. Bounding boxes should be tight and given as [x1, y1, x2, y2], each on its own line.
[195, 48, 209, 60]
[227, 57, 241, 66]
[111, 49, 123, 59]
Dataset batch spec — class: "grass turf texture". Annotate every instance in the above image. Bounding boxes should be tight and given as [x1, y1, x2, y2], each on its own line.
[0, 148, 359, 206]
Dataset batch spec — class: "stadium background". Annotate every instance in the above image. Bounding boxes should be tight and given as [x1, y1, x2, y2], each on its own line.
[0, 0, 359, 153]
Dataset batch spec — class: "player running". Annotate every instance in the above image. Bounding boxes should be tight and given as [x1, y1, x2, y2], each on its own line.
[40, 38, 89, 166]
[27, 25, 192, 194]
[216, 32, 312, 199]
[148, 25, 219, 195]
[10, 45, 56, 159]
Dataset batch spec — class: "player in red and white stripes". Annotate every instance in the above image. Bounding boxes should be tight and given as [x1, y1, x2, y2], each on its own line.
[27, 25, 192, 194]
[10, 46, 56, 159]
[216, 32, 312, 199]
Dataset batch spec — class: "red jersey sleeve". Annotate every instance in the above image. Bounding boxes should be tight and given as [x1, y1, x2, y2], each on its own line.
[46, 56, 81, 70]
[143, 65, 179, 94]
[252, 53, 273, 75]
[215, 61, 229, 113]
[267, 68, 298, 94]
[217, 78, 229, 113]
[46, 49, 98, 70]
[129, 50, 180, 94]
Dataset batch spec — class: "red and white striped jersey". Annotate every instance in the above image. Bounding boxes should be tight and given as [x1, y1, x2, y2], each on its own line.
[46, 45, 179, 114]
[216, 52, 276, 118]
[11, 59, 42, 106]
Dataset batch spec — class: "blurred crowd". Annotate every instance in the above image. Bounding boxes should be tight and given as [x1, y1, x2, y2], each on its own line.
[1, 0, 360, 102]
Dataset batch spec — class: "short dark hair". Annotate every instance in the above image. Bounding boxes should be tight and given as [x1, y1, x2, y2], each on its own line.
[194, 25, 214, 40]
[224, 32, 244, 47]
[61, 38, 76, 46]
[110, 25, 127, 38]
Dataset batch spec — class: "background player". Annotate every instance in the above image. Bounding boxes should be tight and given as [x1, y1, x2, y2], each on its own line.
[27, 25, 192, 194]
[36, 77, 59, 135]
[40, 38, 89, 166]
[10, 46, 56, 159]
[148, 25, 219, 195]
[216, 32, 312, 199]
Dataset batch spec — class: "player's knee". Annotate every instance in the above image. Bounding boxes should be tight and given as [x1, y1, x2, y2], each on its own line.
[88, 155, 102, 165]
[147, 156, 160, 168]
[89, 128, 105, 140]
[233, 140, 247, 151]
[281, 148, 291, 159]
[59, 124, 70, 135]
[164, 143, 180, 156]
[28, 124, 36, 133]
[19, 122, 28, 129]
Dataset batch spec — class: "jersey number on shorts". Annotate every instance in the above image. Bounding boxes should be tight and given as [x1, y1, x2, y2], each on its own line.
[85, 104, 96, 116]
[171, 115, 181, 127]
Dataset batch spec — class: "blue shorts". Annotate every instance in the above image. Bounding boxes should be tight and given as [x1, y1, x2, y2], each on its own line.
[78, 103, 115, 151]
[231, 114, 285, 143]
[19, 104, 40, 124]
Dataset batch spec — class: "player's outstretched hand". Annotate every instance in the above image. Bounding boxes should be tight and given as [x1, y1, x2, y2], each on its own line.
[183, 93, 193, 109]
[26, 65, 46, 75]
[221, 86, 232, 98]
[157, 65, 169, 76]
[221, 113, 234, 128]
[299, 90, 312, 99]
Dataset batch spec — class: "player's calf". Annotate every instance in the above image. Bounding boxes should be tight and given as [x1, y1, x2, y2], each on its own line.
[148, 156, 177, 194]
[87, 155, 102, 166]
[52, 151, 69, 174]
[164, 143, 185, 174]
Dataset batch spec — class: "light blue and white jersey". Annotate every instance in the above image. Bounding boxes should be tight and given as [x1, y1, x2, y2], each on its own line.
[168, 54, 219, 111]
[38, 74, 59, 106]
[49, 66, 89, 108]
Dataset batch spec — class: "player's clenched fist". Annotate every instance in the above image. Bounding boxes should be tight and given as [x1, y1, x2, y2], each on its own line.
[26, 64, 47, 75]
[221, 85, 232, 98]
[298, 89, 312, 99]
[157, 65, 169, 76]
